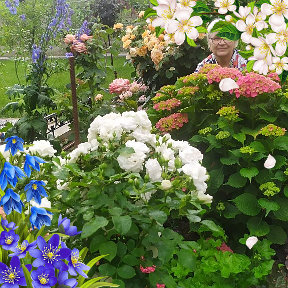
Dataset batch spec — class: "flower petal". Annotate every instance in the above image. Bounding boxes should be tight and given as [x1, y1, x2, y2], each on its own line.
[264, 154, 276, 169]
[219, 78, 239, 92]
[246, 236, 258, 249]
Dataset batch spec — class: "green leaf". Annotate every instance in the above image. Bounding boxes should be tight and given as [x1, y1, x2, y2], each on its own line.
[240, 167, 259, 182]
[187, 37, 197, 47]
[89, 235, 107, 253]
[267, 225, 287, 245]
[246, 60, 255, 72]
[233, 133, 246, 144]
[200, 220, 224, 236]
[273, 198, 288, 221]
[117, 265, 136, 279]
[196, 26, 207, 33]
[193, 1, 210, 12]
[249, 141, 266, 153]
[144, 8, 157, 19]
[247, 217, 270, 236]
[220, 155, 239, 165]
[122, 254, 139, 266]
[226, 173, 247, 188]
[232, 193, 261, 216]
[112, 215, 132, 234]
[258, 198, 280, 216]
[238, 50, 254, 58]
[22, 265, 33, 288]
[149, 210, 167, 224]
[81, 216, 109, 238]
[178, 249, 196, 270]
[99, 264, 117, 277]
[208, 168, 224, 190]
[149, 0, 158, 6]
[216, 23, 241, 41]
[274, 136, 288, 150]
[99, 241, 117, 262]
[284, 186, 288, 198]
[80, 279, 119, 288]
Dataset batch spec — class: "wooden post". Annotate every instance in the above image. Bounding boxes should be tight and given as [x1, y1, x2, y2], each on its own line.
[69, 56, 80, 148]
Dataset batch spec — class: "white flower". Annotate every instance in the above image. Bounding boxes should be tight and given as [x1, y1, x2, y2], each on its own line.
[269, 56, 288, 74]
[252, 59, 270, 75]
[177, 0, 196, 14]
[145, 158, 163, 182]
[219, 78, 239, 92]
[131, 128, 156, 145]
[264, 154, 276, 169]
[152, 0, 177, 30]
[68, 142, 92, 163]
[166, 10, 203, 45]
[236, 15, 256, 43]
[197, 190, 213, 204]
[261, 0, 288, 27]
[233, 6, 251, 19]
[117, 140, 149, 173]
[0, 145, 10, 160]
[179, 146, 203, 164]
[160, 179, 172, 190]
[27, 140, 56, 157]
[266, 24, 288, 56]
[215, 0, 236, 14]
[56, 179, 69, 190]
[225, 15, 234, 22]
[181, 162, 209, 188]
[246, 236, 258, 249]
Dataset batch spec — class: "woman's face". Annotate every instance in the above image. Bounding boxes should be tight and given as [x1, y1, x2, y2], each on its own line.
[208, 32, 236, 58]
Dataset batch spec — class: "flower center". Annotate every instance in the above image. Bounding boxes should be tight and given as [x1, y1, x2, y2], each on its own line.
[246, 24, 254, 35]
[276, 30, 288, 43]
[3, 267, 19, 284]
[220, 0, 230, 8]
[12, 139, 16, 144]
[161, 8, 175, 20]
[71, 252, 81, 267]
[42, 245, 59, 264]
[38, 274, 49, 285]
[5, 236, 13, 245]
[259, 42, 270, 55]
[272, 1, 287, 15]
[32, 184, 38, 190]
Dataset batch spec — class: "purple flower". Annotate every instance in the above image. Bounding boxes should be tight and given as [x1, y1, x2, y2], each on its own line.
[19, 14, 26, 20]
[24, 180, 48, 204]
[65, 52, 74, 58]
[1, 219, 18, 231]
[4, 0, 18, 14]
[0, 256, 26, 287]
[4, 136, 24, 156]
[24, 154, 45, 177]
[32, 44, 42, 64]
[31, 265, 57, 288]
[9, 239, 36, 258]
[0, 162, 26, 190]
[67, 248, 90, 277]
[77, 20, 91, 37]
[58, 214, 81, 236]
[0, 188, 24, 215]
[0, 230, 19, 251]
[58, 271, 77, 287]
[30, 207, 52, 230]
[29, 234, 71, 271]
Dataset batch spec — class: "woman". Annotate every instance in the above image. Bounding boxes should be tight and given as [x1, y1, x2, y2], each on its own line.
[195, 19, 247, 72]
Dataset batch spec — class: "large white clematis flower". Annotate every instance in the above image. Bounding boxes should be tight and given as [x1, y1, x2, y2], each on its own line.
[152, 0, 177, 30]
[215, 0, 237, 14]
[250, 36, 275, 65]
[269, 56, 288, 74]
[266, 23, 288, 56]
[167, 10, 203, 45]
[177, 0, 196, 14]
[261, 0, 288, 27]
[233, 6, 251, 20]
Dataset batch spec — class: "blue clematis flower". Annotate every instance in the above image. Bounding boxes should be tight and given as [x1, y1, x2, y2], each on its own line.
[67, 248, 90, 278]
[4, 136, 24, 156]
[24, 180, 48, 204]
[9, 239, 36, 258]
[1, 219, 18, 231]
[0, 230, 20, 251]
[30, 207, 53, 230]
[58, 214, 81, 236]
[0, 256, 26, 287]
[58, 271, 78, 288]
[31, 265, 57, 288]
[24, 154, 45, 177]
[0, 162, 26, 190]
[29, 234, 71, 271]
[0, 188, 24, 215]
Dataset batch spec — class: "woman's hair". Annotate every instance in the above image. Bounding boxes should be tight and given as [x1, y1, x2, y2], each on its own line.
[206, 18, 238, 48]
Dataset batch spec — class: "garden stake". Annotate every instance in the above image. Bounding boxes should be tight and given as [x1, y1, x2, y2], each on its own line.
[69, 56, 80, 148]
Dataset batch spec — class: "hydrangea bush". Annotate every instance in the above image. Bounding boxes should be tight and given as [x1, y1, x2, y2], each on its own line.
[146, 64, 288, 284]
[0, 137, 116, 288]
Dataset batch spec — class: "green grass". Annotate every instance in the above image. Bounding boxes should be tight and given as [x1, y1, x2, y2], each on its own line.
[0, 56, 134, 116]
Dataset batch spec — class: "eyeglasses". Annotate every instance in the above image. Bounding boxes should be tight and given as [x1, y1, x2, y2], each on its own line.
[209, 37, 232, 45]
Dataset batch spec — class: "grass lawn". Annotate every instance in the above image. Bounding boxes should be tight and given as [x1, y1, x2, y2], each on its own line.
[0, 56, 134, 117]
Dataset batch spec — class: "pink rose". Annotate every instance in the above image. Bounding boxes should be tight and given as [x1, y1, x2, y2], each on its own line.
[80, 34, 93, 41]
[71, 41, 87, 53]
[64, 34, 76, 44]
[109, 78, 130, 94]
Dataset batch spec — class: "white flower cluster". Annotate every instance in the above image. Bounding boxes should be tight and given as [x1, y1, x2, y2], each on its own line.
[151, 0, 288, 75]
[26, 140, 56, 157]
[66, 111, 212, 204]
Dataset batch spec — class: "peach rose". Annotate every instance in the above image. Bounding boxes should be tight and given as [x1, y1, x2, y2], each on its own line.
[80, 34, 93, 41]
[64, 34, 76, 44]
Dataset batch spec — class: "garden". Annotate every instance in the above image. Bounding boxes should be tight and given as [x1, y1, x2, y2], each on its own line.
[0, 0, 288, 287]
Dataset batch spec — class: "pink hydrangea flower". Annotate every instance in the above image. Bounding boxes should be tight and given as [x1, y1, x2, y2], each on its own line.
[156, 113, 189, 133]
[129, 81, 148, 93]
[207, 67, 242, 84]
[217, 242, 233, 253]
[109, 78, 130, 94]
[157, 284, 165, 288]
[153, 98, 182, 111]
